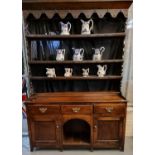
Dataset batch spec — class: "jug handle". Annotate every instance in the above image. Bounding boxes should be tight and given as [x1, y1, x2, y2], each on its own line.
[80, 48, 84, 55]
[100, 47, 105, 54]
[89, 19, 94, 32]
[71, 68, 73, 73]
[67, 22, 71, 32]
[104, 65, 107, 72]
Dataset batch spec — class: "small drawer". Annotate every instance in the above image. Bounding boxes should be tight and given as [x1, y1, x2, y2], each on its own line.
[27, 105, 60, 115]
[94, 104, 126, 116]
[61, 105, 92, 114]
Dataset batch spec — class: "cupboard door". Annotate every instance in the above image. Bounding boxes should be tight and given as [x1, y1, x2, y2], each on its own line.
[93, 116, 124, 149]
[30, 118, 60, 149]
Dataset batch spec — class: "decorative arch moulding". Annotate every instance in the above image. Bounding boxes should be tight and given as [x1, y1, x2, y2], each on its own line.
[23, 9, 128, 20]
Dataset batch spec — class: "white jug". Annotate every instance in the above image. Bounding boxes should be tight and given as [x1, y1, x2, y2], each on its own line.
[82, 68, 89, 77]
[81, 19, 93, 35]
[64, 68, 73, 77]
[60, 21, 71, 35]
[92, 47, 105, 61]
[46, 68, 56, 77]
[97, 65, 107, 77]
[56, 49, 65, 61]
[72, 48, 84, 61]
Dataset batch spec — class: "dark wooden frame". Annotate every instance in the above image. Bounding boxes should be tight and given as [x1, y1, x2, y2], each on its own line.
[23, 0, 132, 10]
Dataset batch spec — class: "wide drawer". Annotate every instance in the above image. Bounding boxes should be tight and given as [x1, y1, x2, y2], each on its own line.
[61, 105, 92, 114]
[94, 104, 126, 116]
[27, 105, 60, 115]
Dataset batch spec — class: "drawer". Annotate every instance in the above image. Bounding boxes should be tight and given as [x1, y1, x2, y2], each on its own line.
[27, 105, 60, 115]
[94, 104, 126, 116]
[61, 105, 92, 114]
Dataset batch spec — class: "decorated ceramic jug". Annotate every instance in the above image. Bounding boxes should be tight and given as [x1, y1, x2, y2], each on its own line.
[72, 48, 84, 61]
[46, 68, 56, 77]
[64, 68, 73, 77]
[56, 49, 65, 61]
[82, 68, 89, 77]
[81, 19, 93, 34]
[92, 47, 105, 61]
[97, 65, 107, 77]
[60, 21, 71, 35]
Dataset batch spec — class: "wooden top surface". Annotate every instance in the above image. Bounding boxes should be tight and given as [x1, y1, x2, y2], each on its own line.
[26, 92, 127, 104]
[22, 0, 133, 10]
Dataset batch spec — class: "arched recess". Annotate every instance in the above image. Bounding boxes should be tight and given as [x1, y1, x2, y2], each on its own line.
[63, 118, 91, 144]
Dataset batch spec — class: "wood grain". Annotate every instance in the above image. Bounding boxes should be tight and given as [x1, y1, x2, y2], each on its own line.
[26, 33, 125, 40]
[28, 60, 124, 64]
[29, 76, 122, 80]
[23, 0, 133, 10]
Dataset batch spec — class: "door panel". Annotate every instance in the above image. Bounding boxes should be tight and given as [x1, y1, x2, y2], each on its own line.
[34, 121, 57, 142]
[97, 120, 119, 140]
[94, 116, 122, 148]
[31, 119, 60, 148]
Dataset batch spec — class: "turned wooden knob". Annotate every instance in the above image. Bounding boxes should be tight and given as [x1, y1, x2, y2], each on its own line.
[94, 125, 97, 129]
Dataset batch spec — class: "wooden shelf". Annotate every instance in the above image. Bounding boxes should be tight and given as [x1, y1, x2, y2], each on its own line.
[26, 33, 125, 40]
[28, 92, 127, 103]
[63, 138, 90, 146]
[30, 76, 122, 80]
[28, 59, 124, 64]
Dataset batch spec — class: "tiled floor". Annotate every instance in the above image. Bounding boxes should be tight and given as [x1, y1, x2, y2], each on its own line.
[22, 136, 133, 155]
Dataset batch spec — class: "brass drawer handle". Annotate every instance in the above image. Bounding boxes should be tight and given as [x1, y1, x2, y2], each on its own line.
[105, 107, 113, 113]
[39, 107, 47, 113]
[72, 107, 80, 113]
